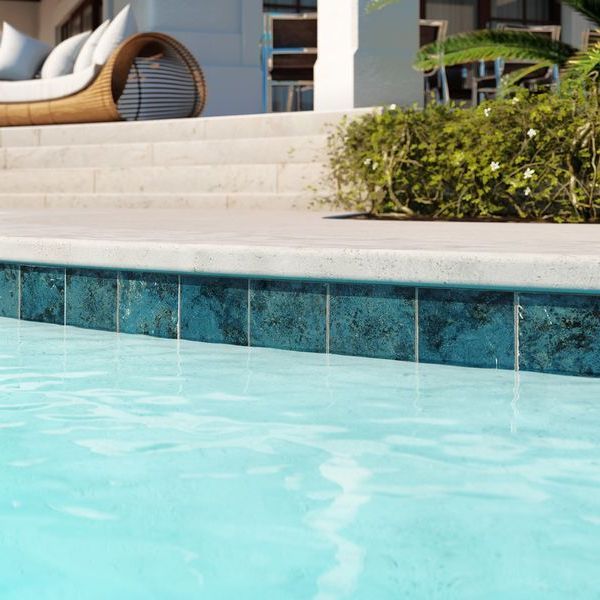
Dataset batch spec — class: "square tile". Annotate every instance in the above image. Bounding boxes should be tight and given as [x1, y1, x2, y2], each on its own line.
[180, 276, 248, 346]
[20, 266, 65, 325]
[0, 264, 19, 318]
[250, 280, 326, 353]
[519, 293, 600, 377]
[419, 288, 515, 370]
[66, 269, 117, 332]
[330, 283, 415, 360]
[119, 271, 178, 338]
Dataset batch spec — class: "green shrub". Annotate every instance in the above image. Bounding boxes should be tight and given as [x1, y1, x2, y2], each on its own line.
[326, 88, 600, 222]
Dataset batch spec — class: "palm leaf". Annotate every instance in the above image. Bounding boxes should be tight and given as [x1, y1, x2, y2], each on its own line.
[500, 61, 555, 90]
[366, 0, 398, 12]
[415, 30, 576, 71]
[566, 41, 600, 79]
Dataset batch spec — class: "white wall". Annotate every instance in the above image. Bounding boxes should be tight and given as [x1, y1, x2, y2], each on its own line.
[0, 1, 39, 38]
[37, 0, 82, 44]
[314, 0, 422, 111]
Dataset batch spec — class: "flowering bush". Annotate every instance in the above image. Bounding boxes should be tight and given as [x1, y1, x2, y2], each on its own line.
[326, 88, 600, 222]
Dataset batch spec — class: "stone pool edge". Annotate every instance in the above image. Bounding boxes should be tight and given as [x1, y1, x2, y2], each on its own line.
[1, 236, 600, 292]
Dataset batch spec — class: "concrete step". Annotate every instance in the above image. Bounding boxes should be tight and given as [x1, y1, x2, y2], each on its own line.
[0, 163, 329, 195]
[1, 135, 328, 170]
[0, 108, 372, 148]
[0, 192, 327, 210]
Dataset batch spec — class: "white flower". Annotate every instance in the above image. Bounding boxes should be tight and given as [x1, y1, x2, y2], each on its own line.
[372, 162, 379, 171]
[512, 96, 520, 105]
[389, 103, 398, 111]
[524, 187, 532, 196]
[524, 168, 535, 180]
[363, 158, 372, 166]
[527, 128, 538, 139]
[490, 161, 501, 172]
[484, 107, 492, 117]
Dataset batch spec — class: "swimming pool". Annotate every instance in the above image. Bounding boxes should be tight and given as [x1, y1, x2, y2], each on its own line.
[1, 317, 600, 599]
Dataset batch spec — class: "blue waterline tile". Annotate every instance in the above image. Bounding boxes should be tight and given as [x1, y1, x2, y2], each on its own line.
[0, 264, 19, 318]
[119, 271, 178, 339]
[330, 283, 416, 360]
[250, 280, 326, 353]
[66, 269, 117, 332]
[180, 276, 248, 346]
[519, 293, 600, 377]
[419, 288, 515, 370]
[20, 266, 65, 325]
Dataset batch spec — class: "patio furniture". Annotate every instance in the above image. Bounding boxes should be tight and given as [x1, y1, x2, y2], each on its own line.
[420, 19, 450, 104]
[582, 29, 600, 50]
[0, 32, 206, 127]
[471, 24, 561, 105]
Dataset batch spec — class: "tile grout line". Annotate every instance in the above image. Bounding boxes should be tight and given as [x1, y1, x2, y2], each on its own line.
[177, 275, 182, 340]
[116, 272, 121, 334]
[414, 288, 420, 364]
[514, 291, 520, 372]
[63, 268, 67, 326]
[325, 283, 331, 354]
[247, 279, 252, 347]
[17, 265, 22, 320]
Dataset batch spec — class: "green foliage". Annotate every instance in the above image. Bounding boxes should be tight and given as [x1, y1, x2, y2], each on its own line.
[567, 42, 600, 81]
[415, 30, 576, 71]
[325, 90, 600, 222]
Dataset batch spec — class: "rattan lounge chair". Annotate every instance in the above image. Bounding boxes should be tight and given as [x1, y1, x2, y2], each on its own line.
[0, 32, 206, 127]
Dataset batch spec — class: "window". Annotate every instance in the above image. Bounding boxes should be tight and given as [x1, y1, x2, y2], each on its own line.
[57, 0, 103, 43]
[422, 0, 478, 35]
[264, 1, 317, 13]
[489, 0, 560, 26]
[421, 0, 560, 32]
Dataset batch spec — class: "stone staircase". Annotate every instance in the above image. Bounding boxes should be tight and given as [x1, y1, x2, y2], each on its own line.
[0, 109, 370, 210]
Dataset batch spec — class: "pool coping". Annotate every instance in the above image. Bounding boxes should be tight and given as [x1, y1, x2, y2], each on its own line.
[1, 210, 599, 293]
[1, 236, 599, 292]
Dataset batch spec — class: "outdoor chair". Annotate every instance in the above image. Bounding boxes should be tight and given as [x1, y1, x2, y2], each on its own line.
[420, 19, 450, 104]
[582, 29, 600, 50]
[471, 24, 561, 106]
[0, 10, 206, 127]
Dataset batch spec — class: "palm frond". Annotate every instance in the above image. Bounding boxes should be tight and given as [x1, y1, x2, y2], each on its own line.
[500, 61, 555, 90]
[566, 41, 600, 79]
[415, 30, 576, 71]
[561, 0, 600, 27]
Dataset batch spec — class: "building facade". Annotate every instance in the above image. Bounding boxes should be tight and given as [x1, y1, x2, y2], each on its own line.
[0, 0, 593, 116]
[0, 0, 422, 116]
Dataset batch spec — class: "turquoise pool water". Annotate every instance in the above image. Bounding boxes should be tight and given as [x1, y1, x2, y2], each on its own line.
[1, 318, 600, 599]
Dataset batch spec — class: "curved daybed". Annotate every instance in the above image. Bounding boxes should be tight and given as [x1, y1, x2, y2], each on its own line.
[0, 32, 206, 127]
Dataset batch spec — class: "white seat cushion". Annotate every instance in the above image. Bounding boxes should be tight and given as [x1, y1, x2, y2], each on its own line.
[93, 5, 137, 66]
[0, 64, 99, 103]
[41, 31, 91, 79]
[0, 23, 51, 80]
[73, 19, 110, 73]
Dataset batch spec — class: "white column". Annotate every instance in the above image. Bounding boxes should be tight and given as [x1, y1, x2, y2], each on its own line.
[561, 5, 593, 48]
[314, 0, 422, 111]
